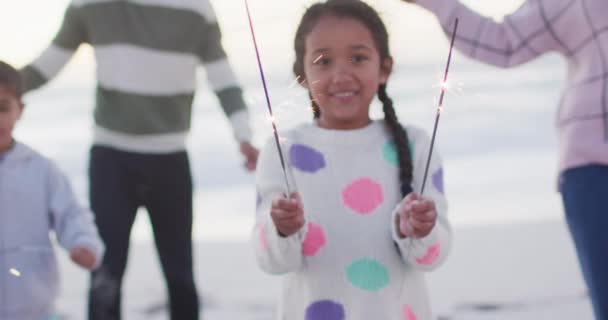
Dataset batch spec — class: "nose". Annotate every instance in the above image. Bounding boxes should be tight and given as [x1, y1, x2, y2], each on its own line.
[330, 61, 354, 85]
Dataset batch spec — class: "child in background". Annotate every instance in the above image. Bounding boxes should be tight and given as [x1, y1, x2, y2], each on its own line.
[0, 60, 105, 320]
[252, 1, 451, 319]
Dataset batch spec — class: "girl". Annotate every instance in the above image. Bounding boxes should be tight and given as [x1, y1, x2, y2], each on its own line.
[252, 1, 451, 319]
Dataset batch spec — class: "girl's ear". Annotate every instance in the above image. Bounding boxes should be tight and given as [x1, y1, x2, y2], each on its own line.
[380, 57, 394, 85]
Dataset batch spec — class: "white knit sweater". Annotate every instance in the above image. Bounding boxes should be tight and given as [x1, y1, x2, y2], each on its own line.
[252, 121, 451, 320]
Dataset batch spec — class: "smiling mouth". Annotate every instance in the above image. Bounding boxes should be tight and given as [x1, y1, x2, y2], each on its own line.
[331, 91, 357, 98]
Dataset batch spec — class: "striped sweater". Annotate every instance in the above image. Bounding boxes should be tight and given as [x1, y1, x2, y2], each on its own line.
[416, 0, 608, 173]
[21, 0, 252, 153]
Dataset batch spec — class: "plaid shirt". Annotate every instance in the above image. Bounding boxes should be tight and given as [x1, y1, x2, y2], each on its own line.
[417, 0, 608, 172]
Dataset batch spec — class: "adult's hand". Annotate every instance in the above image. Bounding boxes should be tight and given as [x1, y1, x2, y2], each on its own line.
[240, 141, 259, 171]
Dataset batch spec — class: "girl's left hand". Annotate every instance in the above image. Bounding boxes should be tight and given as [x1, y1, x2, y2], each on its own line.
[396, 192, 437, 239]
[70, 246, 97, 270]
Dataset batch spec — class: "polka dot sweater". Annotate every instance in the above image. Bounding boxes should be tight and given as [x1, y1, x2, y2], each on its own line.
[253, 120, 451, 320]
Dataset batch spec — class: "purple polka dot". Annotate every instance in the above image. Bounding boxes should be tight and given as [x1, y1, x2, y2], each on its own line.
[256, 191, 262, 209]
[290, 144, 326, 173]
[306, 300, 345, 320]
[432, 168, 444, 194]
[342, 178, 384, 215]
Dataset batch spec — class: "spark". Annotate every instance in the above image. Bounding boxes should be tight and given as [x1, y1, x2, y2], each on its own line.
[289, 75, 302, 88]
[244, 0, 293, 195]
[420, 18, 459, 196]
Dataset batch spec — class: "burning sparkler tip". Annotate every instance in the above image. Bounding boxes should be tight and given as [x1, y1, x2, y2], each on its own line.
[9, 268, 21, 277]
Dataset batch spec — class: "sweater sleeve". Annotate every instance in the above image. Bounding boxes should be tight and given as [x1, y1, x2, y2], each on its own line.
[251, 138, 306, 275]
[46, 161, 105, 269]
[196, 0, 252, 143]
[392, 127, 452, 271]
[20, 3, 87, 92]
[415, 0, 568, 67]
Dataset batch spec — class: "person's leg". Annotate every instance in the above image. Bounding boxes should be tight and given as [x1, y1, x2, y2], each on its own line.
[88, 146, 140, 320]
[561, 164, 608, 320]
[143, 151, 199, 320]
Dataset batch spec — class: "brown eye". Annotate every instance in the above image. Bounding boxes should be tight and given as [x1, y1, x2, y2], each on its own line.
[351, 55, 368, 63]
[313, 56, 330, 65]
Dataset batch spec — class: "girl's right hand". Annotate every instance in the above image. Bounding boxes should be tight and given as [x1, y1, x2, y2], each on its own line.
[271, 192, 305, 237]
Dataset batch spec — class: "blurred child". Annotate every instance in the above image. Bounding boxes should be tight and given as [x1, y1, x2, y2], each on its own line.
[0, 60, 104, 320]
[252, 1, 451, 319]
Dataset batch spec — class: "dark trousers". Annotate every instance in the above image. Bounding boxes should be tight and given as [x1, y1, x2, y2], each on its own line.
[87, 146, 199, 320]
[561, 164, 608, 320]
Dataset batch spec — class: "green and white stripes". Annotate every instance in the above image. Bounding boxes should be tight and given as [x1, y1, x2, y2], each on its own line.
[21, 0, 251, 153]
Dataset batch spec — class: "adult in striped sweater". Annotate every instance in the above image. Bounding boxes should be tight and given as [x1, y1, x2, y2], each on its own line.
[20, 1, 258, 319]
[401, 0, 608, 318]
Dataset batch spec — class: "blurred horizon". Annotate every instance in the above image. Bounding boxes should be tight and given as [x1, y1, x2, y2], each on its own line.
[0, 0, 568, 242]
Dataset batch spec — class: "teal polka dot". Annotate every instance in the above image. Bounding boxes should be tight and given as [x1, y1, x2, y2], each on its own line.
[346, 259, 390, 291]
[383, 141, 415, 166]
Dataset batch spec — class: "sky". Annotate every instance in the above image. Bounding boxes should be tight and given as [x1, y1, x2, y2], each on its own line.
[2, 0, 567, 241]
[0, 0, 526, 88]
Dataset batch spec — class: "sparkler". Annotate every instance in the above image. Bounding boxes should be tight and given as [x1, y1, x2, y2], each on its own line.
[9, 268, 20, 277]
[420, 18, 459, 195]
[244, 0, 292, 195]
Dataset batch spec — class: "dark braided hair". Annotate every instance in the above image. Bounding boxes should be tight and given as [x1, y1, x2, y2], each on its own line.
[293, 0, 413, 192]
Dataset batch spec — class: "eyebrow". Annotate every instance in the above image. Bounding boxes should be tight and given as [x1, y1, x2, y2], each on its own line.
[350, 44, 373, 52]
[311, 48, 329, 55]
[312, 44, 373, 55]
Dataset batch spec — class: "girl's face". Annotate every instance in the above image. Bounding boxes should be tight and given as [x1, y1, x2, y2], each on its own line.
[303, 15, 392, 130]
[0, 87, 22, 152]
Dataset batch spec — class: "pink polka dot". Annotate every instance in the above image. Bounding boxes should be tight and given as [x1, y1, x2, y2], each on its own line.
[415, 243, 441, 265]
[259, 225, 268, 250]
[303, 222, 326, 256]
[342, 177, 384, 215]
[403, 305, 417, 320]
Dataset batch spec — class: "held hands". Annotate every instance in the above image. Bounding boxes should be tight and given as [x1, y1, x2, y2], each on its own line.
[396, 192, 437, 239]
[70, 246, 97, 270]
[240, 142, 259, 171]
[271, 192, 305, 237]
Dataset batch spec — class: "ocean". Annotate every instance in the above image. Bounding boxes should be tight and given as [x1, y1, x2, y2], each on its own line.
[8, 0, 565, 242]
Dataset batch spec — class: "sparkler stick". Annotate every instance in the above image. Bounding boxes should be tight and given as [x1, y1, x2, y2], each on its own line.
[420, 18, 459, 195]
[244, 0, 292, 195]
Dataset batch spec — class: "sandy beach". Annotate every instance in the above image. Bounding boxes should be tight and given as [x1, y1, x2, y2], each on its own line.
[0, 2, 585, 319]
[50, 219, 593, 319]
